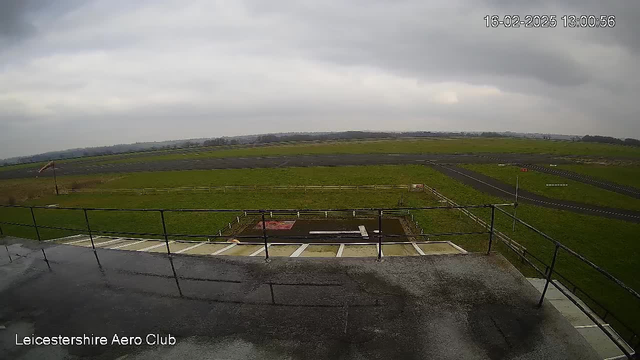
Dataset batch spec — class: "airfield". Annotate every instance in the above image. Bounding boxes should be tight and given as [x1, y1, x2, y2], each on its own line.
[1, 137, 639, 359]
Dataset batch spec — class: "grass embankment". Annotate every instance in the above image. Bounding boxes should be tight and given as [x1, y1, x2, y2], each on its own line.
[461, 164, 640, 211]
[557, 164, 640, 189]
[0, 164, 638, 338]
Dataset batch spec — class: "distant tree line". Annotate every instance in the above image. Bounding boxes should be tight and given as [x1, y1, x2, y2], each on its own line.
[582, 135, 640, 147]
[5, 131, 640, 167]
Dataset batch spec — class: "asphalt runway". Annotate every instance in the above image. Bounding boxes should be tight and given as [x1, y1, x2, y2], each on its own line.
[517, 163, 640, 199]
[0, 153, 571, 180]
[0, 237, 598, 359]
[4, 152, 639, 222]
[431, 164, 640, 223]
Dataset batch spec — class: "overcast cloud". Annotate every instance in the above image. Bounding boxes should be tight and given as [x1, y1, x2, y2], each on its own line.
[1, 0, 639, 158]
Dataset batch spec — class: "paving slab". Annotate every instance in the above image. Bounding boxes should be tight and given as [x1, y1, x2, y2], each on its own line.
[267, 245, 300, 257]
[382, 243, 419, 256]
[218, 244, 263, 256]
[341, 244, 378, 257]
[300, 244, 339, 257]
[418, 242, 462, 255]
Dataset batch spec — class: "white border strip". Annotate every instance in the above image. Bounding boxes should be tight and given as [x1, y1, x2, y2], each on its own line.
[447, 241, 468, 254]
[290, 244, 309, 258]
[336, 244, 345, 257]
[64, 236, 95, 245]
[139, 241, 173, 252]
[211, 243, 237, 255]
[250, 244, 270, 257]
[94, 238, 126, 247]
[176, 242, 206, 254]
[412, 242, 426, 256]
[111, 240, 147, 249]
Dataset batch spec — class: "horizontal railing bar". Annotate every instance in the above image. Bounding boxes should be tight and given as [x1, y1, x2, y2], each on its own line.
[0, 204, 506, 212]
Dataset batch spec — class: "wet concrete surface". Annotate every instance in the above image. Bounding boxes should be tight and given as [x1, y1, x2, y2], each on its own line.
[432, 164, 640, 223]
[0, 237, 599, 359]
[0, 153, 572, 180]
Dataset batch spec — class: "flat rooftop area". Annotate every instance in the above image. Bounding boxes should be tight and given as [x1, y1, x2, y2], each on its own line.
[0, 237, 598, 360]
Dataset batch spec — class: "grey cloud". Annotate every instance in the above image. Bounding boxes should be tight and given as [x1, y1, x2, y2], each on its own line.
[0, 0, 639, 159]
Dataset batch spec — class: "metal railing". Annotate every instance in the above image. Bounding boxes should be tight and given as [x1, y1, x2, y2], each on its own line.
[492, 205, 639, 359]
[0, 202, 637, 358]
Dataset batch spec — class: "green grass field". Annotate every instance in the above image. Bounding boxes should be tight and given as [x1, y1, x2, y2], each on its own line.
[1, 164, 638, 339]
[558, 164, 640, 189]
[5, 137, 640, 173]
[461, 164, 640, 211]
[90, 137, 640, 166]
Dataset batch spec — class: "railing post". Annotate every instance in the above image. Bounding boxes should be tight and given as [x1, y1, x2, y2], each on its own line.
[83, 209, 96, 251]
[487, 205, 496, 255]
[30, 207, 49, 266]
[160, 210, 171, 256]
[377, 209, 383, 260]
[538, 244, 560, 308]
[261, 212, 269, 260]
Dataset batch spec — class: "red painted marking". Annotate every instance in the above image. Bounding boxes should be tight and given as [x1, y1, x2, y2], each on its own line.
[254, 221, 296, 230]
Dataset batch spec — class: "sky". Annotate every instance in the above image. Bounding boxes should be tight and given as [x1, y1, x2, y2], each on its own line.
[1, 0, 639, 159]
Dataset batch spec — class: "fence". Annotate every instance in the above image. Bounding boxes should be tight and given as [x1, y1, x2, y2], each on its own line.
[67, 184, 421, 195]
[0, 202, 638, 358]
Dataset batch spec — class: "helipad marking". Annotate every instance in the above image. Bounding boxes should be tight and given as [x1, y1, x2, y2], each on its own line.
[176, 242, 206, 254]
[111, 240, 147, 249]
[250, 244, 270, 256]
[139, 241, 173, 252]
[336, 244, 345, 257]
[358, 225, 369, 239]
[412, 242, 426, 256]
[211, 243, 237, 255]
[290, 244, 309, 257]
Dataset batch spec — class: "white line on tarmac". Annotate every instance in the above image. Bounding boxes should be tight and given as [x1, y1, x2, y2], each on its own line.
[176, 242, 206, 254]
[336, 244, 345, 257]
[211, 243, 236, 255]
[111, 240, 147, 249]
[290, 244, 309, 257]
[139, 241, 173, 252]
